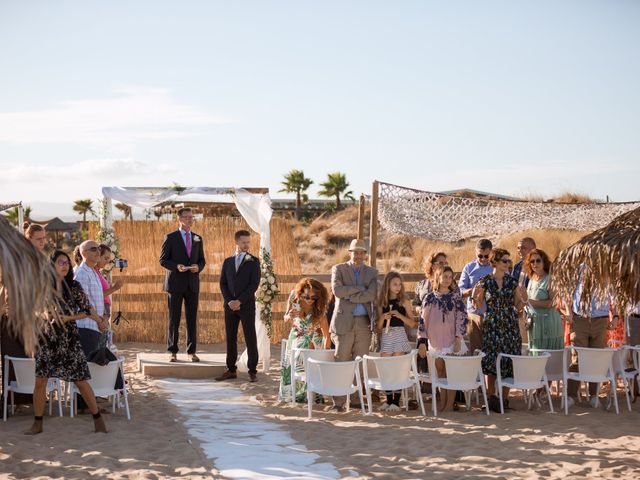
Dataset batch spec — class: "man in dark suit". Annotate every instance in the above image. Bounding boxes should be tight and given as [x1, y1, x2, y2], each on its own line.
[217, 229, 261, 382]
[159, 207, 206, 362]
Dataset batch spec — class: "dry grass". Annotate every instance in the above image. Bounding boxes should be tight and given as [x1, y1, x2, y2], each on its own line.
[290, 206, 587, 274]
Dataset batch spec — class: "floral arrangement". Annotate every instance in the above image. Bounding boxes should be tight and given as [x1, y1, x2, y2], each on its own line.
[96, 198, 120, 274]
[255, 247, 279, 339]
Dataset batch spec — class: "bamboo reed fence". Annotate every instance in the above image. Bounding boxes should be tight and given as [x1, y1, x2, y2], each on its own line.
[88, 219, 451, 344]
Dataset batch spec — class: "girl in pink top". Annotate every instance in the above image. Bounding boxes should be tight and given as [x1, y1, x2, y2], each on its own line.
[418, 266, 468, 412]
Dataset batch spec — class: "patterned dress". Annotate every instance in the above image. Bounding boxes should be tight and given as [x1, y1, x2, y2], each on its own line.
[278, 312, 325, 403]
[479, 274, 522, 378]
[526, 275, 564, 350]
[35, 280, 91, 381]
[419, 291, 468, 354]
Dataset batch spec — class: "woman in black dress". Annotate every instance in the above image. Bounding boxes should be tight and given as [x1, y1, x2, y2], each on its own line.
[472, 248, 526, 411]
[25, 251, 107, 435]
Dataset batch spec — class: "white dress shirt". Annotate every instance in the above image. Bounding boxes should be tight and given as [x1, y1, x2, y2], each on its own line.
[74, 262, 105, 332]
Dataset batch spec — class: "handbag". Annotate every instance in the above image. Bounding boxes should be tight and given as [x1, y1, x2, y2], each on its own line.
[87, 340, 124, 390]
[524, 305, 535, 331]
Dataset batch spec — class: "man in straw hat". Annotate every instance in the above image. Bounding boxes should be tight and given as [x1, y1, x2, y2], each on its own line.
[329, 239, 378, 412]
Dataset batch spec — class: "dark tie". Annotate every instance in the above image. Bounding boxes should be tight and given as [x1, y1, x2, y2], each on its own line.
[185, 232, 192, 257]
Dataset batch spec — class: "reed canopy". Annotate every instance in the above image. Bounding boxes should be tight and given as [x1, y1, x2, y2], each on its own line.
[0, 215, 57, 355]
[552, 206, 640, 315]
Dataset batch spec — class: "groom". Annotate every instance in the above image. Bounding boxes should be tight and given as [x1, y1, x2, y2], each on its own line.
[217, 229, 261, 382]
[160, 207, 206, 362]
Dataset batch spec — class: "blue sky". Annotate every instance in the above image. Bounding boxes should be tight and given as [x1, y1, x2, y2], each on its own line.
[1, 0, 639, 218]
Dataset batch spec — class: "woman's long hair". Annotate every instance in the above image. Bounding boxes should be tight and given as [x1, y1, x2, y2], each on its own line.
[51, 250, 74, 287]
[292, 277, 328, 322]
[377, 271, 407, 309]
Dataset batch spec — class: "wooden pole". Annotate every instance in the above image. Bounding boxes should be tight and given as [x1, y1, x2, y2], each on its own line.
[369, 181, 379, 268]
[357, 193, 366, 239]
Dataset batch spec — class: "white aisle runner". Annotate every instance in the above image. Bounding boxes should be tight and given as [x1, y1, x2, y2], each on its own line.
[154, 379, 343, 480]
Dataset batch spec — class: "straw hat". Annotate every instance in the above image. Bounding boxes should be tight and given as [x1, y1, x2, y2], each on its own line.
[348, 239, 368, 252]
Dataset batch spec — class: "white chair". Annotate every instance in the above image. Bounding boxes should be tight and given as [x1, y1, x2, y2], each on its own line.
[3, 356, 63, 421]
[290, 347, 335, 406]
[362, 350, 425, 416]
[305, 357, 365, 418]
[609, 346, 635, 412]
[70, 358, 130, 420]
[497, 353, 553, 414]
[562, 346, 617, 414]
[428, 352, 490, 416]
[529, 348, 565, 401]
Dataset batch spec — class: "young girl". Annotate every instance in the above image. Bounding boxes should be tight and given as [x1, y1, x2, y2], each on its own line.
[377, 271, 416, 411]
[419, 266, 468, 412]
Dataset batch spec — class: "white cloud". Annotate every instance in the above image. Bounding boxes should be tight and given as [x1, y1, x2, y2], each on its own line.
[0, 86, 231, 146]
[0, 158, 177, 183]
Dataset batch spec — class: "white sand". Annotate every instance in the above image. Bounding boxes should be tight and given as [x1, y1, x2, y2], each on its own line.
[1, 342, 639, 479]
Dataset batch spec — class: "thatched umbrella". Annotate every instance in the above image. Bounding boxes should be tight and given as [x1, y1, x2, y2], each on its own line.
[0, 215, 57, 355]
[552, 206, 640, 315]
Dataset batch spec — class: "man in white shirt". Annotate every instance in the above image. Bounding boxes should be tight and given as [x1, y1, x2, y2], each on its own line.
[74, 239, 108, 412]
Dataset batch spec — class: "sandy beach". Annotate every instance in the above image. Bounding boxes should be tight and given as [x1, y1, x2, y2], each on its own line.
[1, 343, 639, 479]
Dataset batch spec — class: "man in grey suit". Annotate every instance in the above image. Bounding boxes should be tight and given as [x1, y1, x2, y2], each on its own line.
[330, 239, 378, 411]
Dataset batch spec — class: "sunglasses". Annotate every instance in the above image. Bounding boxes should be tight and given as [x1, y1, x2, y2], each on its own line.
[56, 259, 70, 266]
[300, 295, 319, 301]
[477, 254, 489, 259]
[86, 246, 100, 252]
[530, 258, 543, 264]
[498, 259, 511, 264]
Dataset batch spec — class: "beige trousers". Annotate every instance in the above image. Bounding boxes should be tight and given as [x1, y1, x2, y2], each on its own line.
[467, 313, 484, 354]
[331, 315, 371, 407]
[567, 315, 608, 397]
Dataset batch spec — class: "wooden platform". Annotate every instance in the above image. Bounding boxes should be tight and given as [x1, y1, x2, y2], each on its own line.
[137, 352, 227, 378]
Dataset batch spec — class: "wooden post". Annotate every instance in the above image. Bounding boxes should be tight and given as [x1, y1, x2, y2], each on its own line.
[369, 181, 379, 268]
[357, 194, 366, 239]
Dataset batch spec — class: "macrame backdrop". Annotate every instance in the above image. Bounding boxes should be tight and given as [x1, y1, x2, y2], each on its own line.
[378, 182, 640, 241]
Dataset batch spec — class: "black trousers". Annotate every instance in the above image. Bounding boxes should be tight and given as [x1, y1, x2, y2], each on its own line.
[167, 289, 199, 354]
[224, 307, 258, 374]
[77, 328, 101, 411]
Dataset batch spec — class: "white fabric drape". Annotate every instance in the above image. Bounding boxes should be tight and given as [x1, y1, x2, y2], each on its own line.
[100, 186, 274, 372]
[234, 189, 273, 373]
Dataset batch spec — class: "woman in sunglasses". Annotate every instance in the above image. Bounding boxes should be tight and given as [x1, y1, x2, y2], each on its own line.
[522, 249, 563, 350]
[25, 250, 107, 435]
[278, 278, 330, 403]
[472, 248, 527, 411]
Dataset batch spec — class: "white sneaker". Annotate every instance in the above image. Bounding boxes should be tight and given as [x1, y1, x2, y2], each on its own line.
[589, 396, 600, 409]
[379, 403, 389, 412]
[387, 404, 401, 412]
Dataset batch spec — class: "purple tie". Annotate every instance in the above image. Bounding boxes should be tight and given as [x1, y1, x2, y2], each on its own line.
[185, 232, 192, 257]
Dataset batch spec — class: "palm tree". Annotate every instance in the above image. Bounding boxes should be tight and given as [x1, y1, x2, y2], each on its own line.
[153, 209, 163, 221]
[3, 206, 32, 226]
[279, 169, 313, 219]
[73, 199, 95, 230]
[318, 172, 355, 209]
[115, 202, 133, 221]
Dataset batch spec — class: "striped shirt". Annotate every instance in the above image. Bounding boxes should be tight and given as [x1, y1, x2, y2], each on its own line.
[74, 262, 104, 332]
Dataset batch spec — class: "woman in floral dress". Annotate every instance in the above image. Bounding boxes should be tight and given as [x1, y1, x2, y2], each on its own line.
[278, 278, 330, 403]
[472, 248, 526, 410]
[25, 250, 107, 435]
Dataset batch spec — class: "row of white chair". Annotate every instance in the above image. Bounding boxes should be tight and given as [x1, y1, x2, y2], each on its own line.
[286, 345, 640, 417]
[2, 355, 131, 421]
